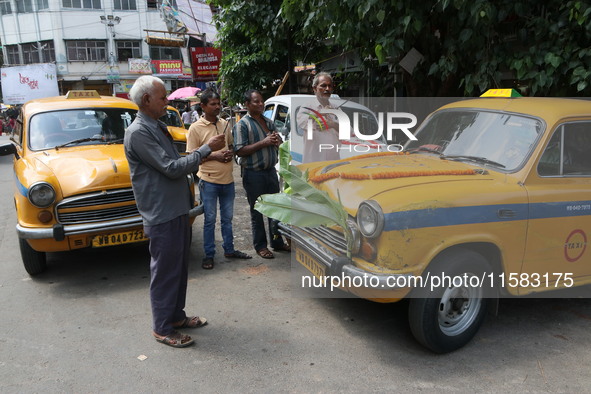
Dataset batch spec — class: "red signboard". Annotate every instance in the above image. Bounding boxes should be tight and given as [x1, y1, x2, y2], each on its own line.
[190, 47, 222, 81]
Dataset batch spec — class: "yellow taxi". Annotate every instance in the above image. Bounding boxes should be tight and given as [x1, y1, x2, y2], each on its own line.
[0, 91, 200, 276]
[281, 94, 591, 353]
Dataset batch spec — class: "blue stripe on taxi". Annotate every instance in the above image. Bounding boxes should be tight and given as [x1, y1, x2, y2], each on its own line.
[384, 200, 591, 231]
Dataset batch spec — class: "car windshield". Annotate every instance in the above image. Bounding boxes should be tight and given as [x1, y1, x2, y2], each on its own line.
[405, 109, 544, 171]
[160, 109, 183, 128]
[29, 108, 137, 151]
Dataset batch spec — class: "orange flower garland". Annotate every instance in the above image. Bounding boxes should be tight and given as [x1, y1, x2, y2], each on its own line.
[304, 151, 479, 184]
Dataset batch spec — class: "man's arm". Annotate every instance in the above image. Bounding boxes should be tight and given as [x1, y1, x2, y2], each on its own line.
[233, 120, 279, 157]
[129, 126, 211, 179]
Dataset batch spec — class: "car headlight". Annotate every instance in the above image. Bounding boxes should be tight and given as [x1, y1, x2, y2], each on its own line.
[28, 182, 56, 208]
[356, 200, 384, 239]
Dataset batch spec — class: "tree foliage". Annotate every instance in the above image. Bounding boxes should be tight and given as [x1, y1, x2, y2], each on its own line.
[212, 0, 591, 98]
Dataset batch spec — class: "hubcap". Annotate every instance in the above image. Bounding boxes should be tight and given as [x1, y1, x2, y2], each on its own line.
[438, 275, 483, 336]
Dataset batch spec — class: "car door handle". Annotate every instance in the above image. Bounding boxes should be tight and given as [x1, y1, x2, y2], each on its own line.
[497, 209, 516, 218]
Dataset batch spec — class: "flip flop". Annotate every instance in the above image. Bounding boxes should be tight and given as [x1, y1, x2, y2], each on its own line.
[173, 316, 208, 329]
[256, 248, 274, 259]
[272, 244, 291, 252]
[153, 331, 194, 348]
[202, 257, 214, 269]
[224, 250, 252, 259]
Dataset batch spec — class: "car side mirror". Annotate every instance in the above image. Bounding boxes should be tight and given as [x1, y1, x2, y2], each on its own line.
[0, 143, 19, 159]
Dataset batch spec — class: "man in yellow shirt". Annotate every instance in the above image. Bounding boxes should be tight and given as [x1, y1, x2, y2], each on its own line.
[187, 89, 252, 269]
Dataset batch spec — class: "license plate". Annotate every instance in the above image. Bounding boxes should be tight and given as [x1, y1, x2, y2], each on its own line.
[92, 230, 148, 248]
[295, 246, 326, 279]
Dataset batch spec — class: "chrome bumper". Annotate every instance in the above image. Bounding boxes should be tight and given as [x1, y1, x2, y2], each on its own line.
[18, 201, 204, 241]
[279, 223, 413, 288]
[17, 216, 145, 240]
[189, 201, 204, 217]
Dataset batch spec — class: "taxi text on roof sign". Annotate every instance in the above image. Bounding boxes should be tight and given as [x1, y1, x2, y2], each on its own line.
[65, 90, 101, 99]
[480, 88, 523, 98]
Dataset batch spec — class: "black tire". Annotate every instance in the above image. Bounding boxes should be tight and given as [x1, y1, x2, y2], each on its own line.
[18, 238, 47, 276]
[408, 249, 490, 353]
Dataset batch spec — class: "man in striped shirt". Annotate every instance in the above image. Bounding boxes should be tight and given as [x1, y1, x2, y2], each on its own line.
[233, 89, 290, 259]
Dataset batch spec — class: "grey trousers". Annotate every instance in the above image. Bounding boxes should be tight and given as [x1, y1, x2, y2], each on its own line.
[144, 214, 191, 335]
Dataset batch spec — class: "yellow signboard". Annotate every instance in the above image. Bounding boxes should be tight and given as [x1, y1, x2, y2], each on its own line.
[480, 88, 523, 97]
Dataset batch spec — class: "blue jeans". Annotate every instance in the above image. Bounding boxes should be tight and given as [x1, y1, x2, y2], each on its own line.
[199, 180, 235, 258]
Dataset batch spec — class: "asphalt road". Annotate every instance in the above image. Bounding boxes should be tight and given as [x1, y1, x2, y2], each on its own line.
[1, 133, 591, 393]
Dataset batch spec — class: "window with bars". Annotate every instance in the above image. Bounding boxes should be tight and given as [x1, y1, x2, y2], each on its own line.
[16, 0, 34, 13]
[0, 0, 12, 14]
[6, 45, 20, 64]
[62, 0, 101, 9]
[116, 41, 141, 61]
[149, 46, 181, 60]
[22, 43, 41, 63]
[66, 41, 107, 61]
[114, 0, 136, 9]
[36, 0, 49, 9]
[147, 0, 176, 9]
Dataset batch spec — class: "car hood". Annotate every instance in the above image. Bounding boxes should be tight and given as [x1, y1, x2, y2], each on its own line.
[168, 126, 187, 142]
[305, 153, 497, 213]
[32, 145, 131, 198]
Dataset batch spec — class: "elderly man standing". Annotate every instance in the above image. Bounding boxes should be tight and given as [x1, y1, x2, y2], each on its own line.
[301, 72, 341, 163]
[124, 76, 225, 348]
[186, 89, 252, 269]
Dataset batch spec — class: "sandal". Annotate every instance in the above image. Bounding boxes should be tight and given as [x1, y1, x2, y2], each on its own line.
[224, 250, 252, 259]
[153, 331, 194, 348]
[272, 243, 291, 252]
[256, 248, 275, 259]
[202, 257, 214, 269]
[173, 316, 208, 329]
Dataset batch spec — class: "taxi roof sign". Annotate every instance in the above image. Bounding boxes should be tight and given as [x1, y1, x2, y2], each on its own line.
[480, 89, 522, 98]
[65, 90, 101, 99]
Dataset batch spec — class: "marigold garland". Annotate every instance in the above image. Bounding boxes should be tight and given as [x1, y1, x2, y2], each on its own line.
[309, 169, 478, 183]
[305, 151, 478, 184]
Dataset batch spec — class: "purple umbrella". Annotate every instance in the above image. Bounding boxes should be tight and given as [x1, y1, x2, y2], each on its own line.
[168, 86, 201, 100]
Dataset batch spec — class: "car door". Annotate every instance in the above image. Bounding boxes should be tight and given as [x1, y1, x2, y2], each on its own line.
[521, 120, 591, 293]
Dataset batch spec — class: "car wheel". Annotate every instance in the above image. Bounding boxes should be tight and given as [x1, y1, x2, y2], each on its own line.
[18, 238, 47, 275]
[408, 249, 490, 353]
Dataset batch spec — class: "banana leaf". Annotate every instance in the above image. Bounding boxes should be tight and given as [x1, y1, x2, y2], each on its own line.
[255, 144, 352, 257]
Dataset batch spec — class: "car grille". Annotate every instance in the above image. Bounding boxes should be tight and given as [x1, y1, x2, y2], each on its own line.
[293, 225, 348, 255]
[56, 188, 139, 224]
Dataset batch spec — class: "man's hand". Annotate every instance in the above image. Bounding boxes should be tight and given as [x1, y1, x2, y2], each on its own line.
[264, 132, 281, 147]
[209, 149, 234, 163]
[206, 134, 226, 151]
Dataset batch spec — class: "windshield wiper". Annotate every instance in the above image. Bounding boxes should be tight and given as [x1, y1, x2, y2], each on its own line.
[408, 146, 443, 155]
[440, 155, 506, 168]
[54, 137, 105, 150]
[106, 138, 124, 144]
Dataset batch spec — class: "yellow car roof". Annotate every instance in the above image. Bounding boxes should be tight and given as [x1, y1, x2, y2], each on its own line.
[441, 97, 591, 124]
[22, 94, 138, 117]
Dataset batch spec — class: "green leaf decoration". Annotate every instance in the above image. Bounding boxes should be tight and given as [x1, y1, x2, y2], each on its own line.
[255, 142, 353, 257]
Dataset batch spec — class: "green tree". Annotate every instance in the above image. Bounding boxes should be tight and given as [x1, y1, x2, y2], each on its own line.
[210, 0, 309, 103]
[212, 0, 591, 97]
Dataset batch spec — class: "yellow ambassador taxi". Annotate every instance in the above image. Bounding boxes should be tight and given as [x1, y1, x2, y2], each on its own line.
[280, 92, 591, 353]
[0, 91, 200, 276]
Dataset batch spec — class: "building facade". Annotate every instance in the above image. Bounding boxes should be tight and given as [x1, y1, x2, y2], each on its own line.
[0, 0, 203, 97]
